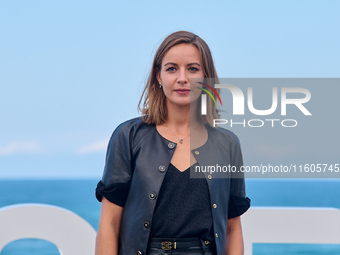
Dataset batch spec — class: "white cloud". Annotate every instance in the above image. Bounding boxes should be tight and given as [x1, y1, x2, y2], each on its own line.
[0, 141, 43, 156]
[77, 139, 108, 154]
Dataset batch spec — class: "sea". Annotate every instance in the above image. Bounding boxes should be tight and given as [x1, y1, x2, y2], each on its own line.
[0, 179, 340, 255]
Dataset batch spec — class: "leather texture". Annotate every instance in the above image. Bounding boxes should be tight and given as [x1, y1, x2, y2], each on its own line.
[96, 117, 250, 255]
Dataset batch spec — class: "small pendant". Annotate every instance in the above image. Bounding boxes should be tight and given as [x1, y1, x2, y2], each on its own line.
[179, 138, 183, 144]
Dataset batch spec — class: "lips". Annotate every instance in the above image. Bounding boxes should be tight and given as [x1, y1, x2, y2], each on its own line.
[175, 89, 190, 92]
[174, 88, 191, 95]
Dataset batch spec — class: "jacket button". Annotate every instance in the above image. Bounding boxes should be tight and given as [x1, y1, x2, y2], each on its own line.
[215, 233, 218, 238]
[168, 142, 175, 149]
[208, 175, 212, 179]
[137, 251, 142, 255]
[194, 151, 199, 155]
[158, 165, 166, 172]
[143, 221, 150, 229]
[149, 192, 156, 200]
[213, 203, 217, 208]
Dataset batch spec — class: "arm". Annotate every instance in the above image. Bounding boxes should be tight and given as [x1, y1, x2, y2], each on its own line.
[95, 197, 124, 255]
[224, 216, 244, 255]
[225, 132, 249, 254]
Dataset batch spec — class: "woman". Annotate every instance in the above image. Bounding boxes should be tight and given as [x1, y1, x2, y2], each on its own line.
[95, 31, 250, 255]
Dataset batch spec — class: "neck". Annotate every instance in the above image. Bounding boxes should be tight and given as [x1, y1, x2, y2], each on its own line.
[165, 101, 200, 130]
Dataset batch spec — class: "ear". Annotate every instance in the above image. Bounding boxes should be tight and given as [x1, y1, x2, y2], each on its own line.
[156, 67, 161, 84]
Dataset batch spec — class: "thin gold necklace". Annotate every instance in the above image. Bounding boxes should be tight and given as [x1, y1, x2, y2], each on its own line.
[164, 124, 197, 144]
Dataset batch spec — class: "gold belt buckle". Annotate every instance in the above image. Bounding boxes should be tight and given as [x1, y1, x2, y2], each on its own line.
[161, 241, 172, 250]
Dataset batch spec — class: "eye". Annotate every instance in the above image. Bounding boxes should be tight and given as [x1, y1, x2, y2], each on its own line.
[166, 67, 176, 72]
[189, 67, 199, 72]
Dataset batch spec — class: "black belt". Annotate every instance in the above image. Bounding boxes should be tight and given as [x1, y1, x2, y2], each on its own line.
[148, 238, 212, 251]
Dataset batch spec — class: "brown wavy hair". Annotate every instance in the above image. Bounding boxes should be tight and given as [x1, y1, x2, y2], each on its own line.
[138, 31, 220, 126]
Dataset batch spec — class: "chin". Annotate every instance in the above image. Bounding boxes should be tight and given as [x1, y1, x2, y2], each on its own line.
[167, 100, 190, 107]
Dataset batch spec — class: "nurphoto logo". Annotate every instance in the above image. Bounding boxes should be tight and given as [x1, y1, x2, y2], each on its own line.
[197, 80, 312, 128]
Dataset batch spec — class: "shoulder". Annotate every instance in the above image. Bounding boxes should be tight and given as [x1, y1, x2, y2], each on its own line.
[206, 124, 241, 145]
[206, 125, 240, 147]
[114, 116, 146, 133]
[109, 117, 154, 142]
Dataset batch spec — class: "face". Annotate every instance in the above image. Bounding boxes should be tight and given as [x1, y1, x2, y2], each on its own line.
[157, 43, 204, 108]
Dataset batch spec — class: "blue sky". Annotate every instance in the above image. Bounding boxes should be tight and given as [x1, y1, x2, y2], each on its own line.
[0, 0, 339, 179]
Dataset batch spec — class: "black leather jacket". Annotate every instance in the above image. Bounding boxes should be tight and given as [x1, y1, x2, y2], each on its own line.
[96, 117, 250, 255]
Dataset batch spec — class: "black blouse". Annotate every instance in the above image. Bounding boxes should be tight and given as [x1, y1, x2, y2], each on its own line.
[150, 162, 215, 242]
[95, 118, 251, 255]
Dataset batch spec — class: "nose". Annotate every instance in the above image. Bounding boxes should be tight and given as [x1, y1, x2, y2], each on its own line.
[177, 68, 189, 85]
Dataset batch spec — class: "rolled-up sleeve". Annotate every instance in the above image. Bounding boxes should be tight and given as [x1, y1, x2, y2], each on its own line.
[228, 134, 251, 219]
[95, 122, 134, 207]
